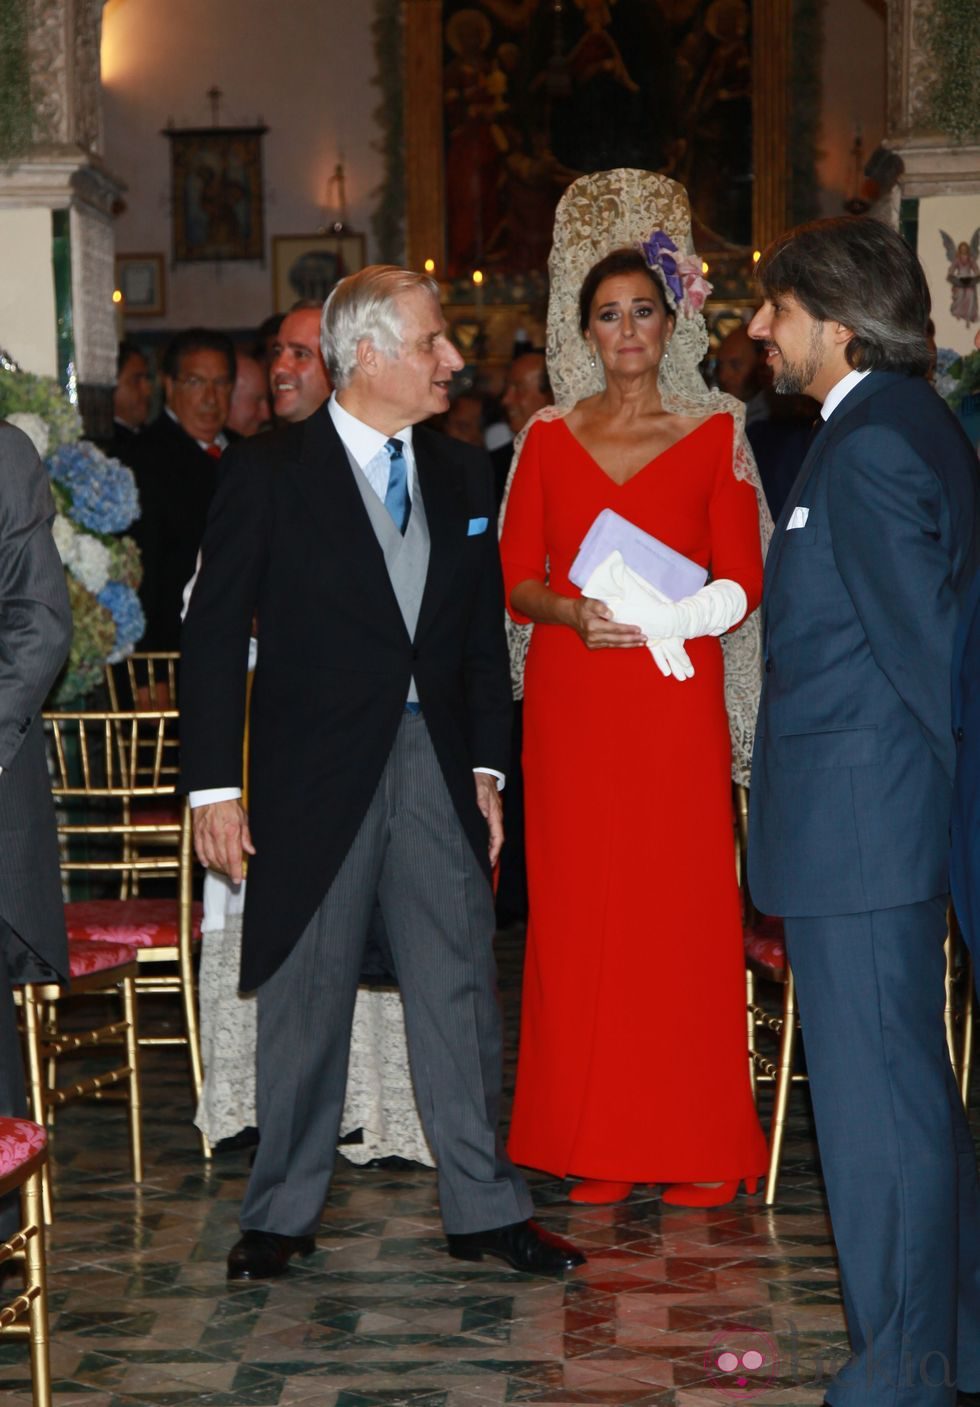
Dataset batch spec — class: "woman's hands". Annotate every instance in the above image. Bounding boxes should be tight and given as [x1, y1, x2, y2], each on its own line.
[566, 595, 646, 650]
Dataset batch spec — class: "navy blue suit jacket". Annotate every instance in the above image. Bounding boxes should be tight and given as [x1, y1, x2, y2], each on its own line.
[950, 569, 980, 957]
[749, 371, 979, 918]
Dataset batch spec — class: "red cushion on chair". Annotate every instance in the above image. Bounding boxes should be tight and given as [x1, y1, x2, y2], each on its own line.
[131, 802, 182, 828]
[744, 914, 787, 976]
[64, 899, 203, 948]
[0, 1118, 46, 1176]
[68, 939, 138, 976]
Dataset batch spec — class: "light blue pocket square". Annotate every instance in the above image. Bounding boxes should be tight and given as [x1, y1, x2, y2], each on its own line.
[467, 516, 489, 536]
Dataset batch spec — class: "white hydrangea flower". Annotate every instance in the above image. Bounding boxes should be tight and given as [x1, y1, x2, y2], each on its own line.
[6, 412, 51, 460]
[51, 513, 77, 566]
[70, 534, 112, 595]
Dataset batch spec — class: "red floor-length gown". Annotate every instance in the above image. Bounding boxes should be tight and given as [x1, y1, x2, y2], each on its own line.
[501, 413, 769, 1183]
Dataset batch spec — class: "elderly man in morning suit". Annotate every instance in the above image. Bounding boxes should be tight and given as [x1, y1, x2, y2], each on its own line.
[747, 217, 980, 1407]
[179, 265, 584, 1281]
[0, 422, 72, 1247]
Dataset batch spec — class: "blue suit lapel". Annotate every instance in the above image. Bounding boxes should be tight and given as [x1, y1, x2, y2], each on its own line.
[763, 371, 909, 596]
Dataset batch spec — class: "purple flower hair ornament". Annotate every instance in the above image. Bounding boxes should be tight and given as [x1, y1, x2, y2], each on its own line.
[639, 229, 713, 318]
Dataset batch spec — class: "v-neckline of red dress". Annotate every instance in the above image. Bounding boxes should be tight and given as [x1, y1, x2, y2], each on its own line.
[557, 412, 722, 489]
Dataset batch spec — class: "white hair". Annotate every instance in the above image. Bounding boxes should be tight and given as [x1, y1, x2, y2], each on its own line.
[321, 265, 441, 389]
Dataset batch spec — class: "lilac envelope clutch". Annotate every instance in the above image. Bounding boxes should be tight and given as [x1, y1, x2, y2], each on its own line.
[569, 508, 708, 601]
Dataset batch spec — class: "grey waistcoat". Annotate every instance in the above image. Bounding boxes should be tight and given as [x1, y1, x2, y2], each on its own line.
[345, 447, 430, 703]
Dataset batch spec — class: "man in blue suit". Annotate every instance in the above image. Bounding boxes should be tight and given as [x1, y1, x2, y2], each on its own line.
[748, 217, 980, 1407]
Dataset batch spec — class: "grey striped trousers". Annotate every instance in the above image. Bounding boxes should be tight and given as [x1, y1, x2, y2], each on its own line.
[239, 710, 532, 1237]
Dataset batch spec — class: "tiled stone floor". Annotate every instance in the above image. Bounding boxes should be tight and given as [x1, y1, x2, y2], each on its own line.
[2, 929, 976, 1407]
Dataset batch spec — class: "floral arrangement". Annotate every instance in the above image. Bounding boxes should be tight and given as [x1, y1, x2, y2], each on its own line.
[935, 346, 980, 411]
[640, 230, 713, 318]
[0, 356, 145, 704]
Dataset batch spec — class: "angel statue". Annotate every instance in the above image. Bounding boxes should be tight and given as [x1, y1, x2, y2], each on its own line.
[941, 228, 980, 326]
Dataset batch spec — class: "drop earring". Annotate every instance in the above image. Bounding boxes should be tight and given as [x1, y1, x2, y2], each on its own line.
[589, 351, 596, 369]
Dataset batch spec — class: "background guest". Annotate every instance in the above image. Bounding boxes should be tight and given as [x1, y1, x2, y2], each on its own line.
[227, 352, 272, 438]
[102, 340, 153, 463]
[129, 327, 235, 651]
[270, 301, 331, 424]
[714, 323, 770, 425]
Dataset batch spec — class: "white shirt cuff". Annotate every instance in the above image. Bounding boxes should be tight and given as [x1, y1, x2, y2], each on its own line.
[473, 767, 505, 791]
[189, 787, 242, 808]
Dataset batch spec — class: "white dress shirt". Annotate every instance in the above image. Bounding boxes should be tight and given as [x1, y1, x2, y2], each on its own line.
[821, 367, 871, 421]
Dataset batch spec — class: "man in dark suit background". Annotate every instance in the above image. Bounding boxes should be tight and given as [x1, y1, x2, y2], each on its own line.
[748, 217, 980, 1407]
[130, 328, 235, 650]
[0, 422, 72, 1246]
[100, 340, 153, 465]
[179, 265, 583, 1282]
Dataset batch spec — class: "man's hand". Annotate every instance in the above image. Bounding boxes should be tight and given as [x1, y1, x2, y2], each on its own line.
[192, 798, 256, 884]
[475, 772, 504, 868]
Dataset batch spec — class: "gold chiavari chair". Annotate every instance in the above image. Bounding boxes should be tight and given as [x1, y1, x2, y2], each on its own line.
[0, 1119, 52, 1407]
[734, 784, 804, 1204]
[105, 651, 180, 715]
[945, 907, 975, 1105]
[104, 654, 181, 896]
[42, 711, 205, 1152]
[17, 940, 141, 1223]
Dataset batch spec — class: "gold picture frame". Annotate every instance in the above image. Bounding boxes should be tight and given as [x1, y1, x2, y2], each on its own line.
[116, 253, 165, 317]
[271, 233, 367, 313]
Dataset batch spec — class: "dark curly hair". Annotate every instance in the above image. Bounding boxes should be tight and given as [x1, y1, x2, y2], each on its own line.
[578, 248, 674, 332]
[757, 217, 931, 377]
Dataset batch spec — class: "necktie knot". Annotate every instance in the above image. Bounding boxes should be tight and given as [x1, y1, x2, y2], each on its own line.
[383, 438, 411, 534]
[204, 443, 222, 460]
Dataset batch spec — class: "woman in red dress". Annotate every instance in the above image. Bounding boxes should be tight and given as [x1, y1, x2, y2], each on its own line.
[500, 237, 769, 1206]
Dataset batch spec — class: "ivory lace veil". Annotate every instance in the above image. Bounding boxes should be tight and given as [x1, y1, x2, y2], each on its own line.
[498, 168, 772, 785]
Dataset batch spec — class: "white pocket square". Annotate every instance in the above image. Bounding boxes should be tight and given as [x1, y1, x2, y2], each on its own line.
[787, 506, 810, 530]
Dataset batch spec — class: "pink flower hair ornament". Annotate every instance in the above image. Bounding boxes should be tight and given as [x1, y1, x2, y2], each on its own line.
[639, 230, 712, 318]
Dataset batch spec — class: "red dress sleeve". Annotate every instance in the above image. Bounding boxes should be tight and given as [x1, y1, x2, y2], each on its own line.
[708, 418, 764, 624]
[499, 419, 548, 625]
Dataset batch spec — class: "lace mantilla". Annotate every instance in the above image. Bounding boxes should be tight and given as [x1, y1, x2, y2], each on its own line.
[498, 168, 773, 785]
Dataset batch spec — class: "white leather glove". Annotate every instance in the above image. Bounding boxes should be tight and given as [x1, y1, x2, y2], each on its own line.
[584, 550, 746, 637]
[582, 550, 693, 679]
[649, 637, 695, 681]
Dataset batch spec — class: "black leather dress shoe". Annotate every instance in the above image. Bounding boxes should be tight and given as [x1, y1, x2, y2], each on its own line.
[212, 1126, 260, 1155]
[446, 1219, 585, 1275]
[957, 1390, 980, 1406]
[226, 1229, 316, 1280]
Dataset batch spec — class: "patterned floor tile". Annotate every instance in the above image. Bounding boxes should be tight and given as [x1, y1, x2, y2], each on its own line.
[1, 931, 976, 1406]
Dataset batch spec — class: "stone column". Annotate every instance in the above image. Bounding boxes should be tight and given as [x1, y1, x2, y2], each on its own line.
[0, 0, 125, 436]
[885, 0, 980, 360]
[886, 0, 980, 197]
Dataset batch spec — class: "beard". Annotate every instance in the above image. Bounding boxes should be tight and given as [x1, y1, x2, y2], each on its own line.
[771, 321, 824, 395]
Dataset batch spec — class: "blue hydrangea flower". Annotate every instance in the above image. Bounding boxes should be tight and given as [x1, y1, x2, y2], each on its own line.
[97, 581, 146, 660]
[47, 442, 141, 534]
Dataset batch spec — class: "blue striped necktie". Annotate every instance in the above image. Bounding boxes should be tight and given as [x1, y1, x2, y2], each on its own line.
[383, 437, 411, 534]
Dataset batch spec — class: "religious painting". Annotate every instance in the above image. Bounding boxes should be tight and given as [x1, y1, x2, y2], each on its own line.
[271, 233, 367, 313]
[438, 0, 753, 278]
[166, 126, 266, 262]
